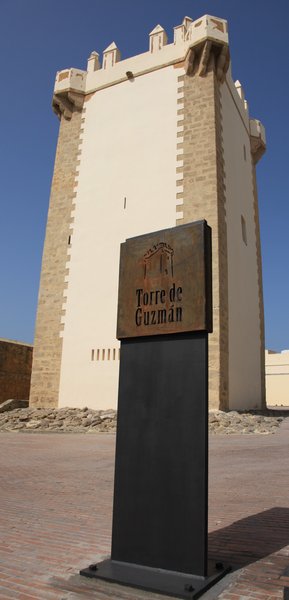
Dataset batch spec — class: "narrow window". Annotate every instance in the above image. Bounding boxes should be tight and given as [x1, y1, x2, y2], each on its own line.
[107, 349, 110, 360]
[113, 348, 116, 360]
[91, 349, 95, 361]
[243, 145, 247, 161]
[241, 215, 247, 246]
[68, 235, 71, 245]
[102, 349, 105, 361]
[96, 349, 100, 361]
[124, 197, 127, 209]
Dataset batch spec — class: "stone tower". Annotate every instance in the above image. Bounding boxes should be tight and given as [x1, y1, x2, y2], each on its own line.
[30, 15, 266, 411]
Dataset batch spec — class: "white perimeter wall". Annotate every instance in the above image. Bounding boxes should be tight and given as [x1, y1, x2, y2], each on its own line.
[221, 79, 262, 409]
[58, 66, 181, 409]
[265, 350, 289, 407]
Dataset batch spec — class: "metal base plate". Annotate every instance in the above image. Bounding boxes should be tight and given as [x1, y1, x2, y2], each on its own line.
[80, 558, 231, 599]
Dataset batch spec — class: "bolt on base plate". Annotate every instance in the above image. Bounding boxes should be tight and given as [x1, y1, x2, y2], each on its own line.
[80, 558, 231, 599]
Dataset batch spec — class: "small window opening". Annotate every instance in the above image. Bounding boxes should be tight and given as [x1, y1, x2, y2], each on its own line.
[124, 197, 127, 209]
[113, 348, 116, 360]
[241, 215, 247, 246]
[91, 349, 95, 361]
[107, 349, 110, 360]
[68, 235, 71, 245]
[243, 145, 247, 161]
[96, 349, 100, 361]
[102, 349, 105, 361]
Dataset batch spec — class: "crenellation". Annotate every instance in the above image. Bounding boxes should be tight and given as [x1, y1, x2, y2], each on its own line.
[174, 16, 193, 45]
[87, 51, 100, 72]
[224, 72, 250, 130]
[102, 42, 121, 69]
[173, 25, 185, 45]
[149, 24, 168, 52]
[235, 80, 245, 101]
[53, 15, 228, 100]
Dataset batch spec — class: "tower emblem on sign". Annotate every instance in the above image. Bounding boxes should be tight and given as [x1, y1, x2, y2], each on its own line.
[143, 242, 174, 279]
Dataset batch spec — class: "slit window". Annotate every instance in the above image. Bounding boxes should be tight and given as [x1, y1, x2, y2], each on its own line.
[92, 347, 120, 361]
[241, 215, 247, 246]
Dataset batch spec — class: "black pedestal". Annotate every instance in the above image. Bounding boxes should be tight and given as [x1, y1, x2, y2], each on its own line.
[112, 333, 208, 576]
[80, 332, 230, 597]
[80, 559, 230, 599]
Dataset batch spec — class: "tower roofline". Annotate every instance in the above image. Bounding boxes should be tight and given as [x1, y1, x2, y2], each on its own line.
[51, 11, 265, 150]
[53, 13, 229, 117]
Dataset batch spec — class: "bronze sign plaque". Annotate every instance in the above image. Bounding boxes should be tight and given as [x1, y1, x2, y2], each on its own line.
[117, 220, 212, 339]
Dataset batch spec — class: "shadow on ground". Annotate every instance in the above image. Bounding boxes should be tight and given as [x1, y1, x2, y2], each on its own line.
[51, 508, 289, 598]
[208, 506, 289, 569]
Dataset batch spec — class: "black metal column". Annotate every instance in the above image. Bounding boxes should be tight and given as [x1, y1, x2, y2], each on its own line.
[112, 332, 208, 576]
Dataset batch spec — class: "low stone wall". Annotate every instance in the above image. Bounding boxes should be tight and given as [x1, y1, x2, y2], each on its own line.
[0, 339, 33, 404]
[0, 407, 286, 434]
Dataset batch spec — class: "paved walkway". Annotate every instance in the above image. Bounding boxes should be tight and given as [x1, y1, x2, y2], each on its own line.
[0, 423, 289, 600]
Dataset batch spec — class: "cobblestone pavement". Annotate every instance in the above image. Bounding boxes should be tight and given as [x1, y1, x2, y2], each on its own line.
[0, 422, 289, 600]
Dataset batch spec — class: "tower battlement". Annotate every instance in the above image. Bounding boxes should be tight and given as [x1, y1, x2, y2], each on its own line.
[53, 14, 230, 118]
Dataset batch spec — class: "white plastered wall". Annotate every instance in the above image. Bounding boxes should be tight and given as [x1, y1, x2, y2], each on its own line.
[58, 66, 181, 409]
[265, 350, 289, 407]
[221, 76, 262, 409]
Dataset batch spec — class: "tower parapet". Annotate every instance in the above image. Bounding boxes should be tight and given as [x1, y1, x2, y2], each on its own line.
[250, 119, 266, 163]
[52, 68, 86, 119]
[185, 14, 228, 45]
[53, 14, 230, 111]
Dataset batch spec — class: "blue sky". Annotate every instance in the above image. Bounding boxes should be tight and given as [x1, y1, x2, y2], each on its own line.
[0, 0, 288, 350]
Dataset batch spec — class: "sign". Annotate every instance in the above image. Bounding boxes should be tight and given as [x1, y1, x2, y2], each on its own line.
[80, 220, 230, 599]
[117, 220, 212, 339]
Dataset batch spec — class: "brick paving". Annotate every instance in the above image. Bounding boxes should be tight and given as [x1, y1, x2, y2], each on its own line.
[0, 422, 288, 600]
